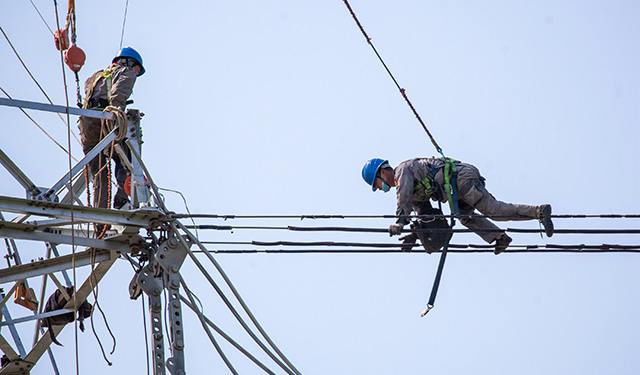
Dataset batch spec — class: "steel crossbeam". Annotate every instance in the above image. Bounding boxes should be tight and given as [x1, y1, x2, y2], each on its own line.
[0, 195, 163, 227]
[0, 98, 114, 120]
[0, 249, 113, 284]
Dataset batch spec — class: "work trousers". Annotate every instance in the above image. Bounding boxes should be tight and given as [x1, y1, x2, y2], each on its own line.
[454, 164, 540, 243]
[78, 116, 129, 209]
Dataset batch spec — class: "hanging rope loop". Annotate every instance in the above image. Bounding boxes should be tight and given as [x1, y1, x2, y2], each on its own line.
[102, 106, 128, 141]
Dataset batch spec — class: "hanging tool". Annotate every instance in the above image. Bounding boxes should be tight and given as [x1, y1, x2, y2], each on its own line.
[14, 281, 38, 311]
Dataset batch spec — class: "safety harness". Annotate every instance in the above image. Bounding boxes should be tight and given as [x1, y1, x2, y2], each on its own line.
[413, 158, 460, 215]
[83, 63, 121, 110]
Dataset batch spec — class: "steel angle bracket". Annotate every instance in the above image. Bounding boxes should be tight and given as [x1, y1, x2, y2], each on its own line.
[157, 235, 191, 375]
[136, 264, 167, 375]
[0, 359, 33, 375]
[134, 234, 191, 375]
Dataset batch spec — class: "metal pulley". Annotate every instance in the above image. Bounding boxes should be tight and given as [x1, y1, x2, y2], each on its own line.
[54, 28, 70, 50]
[64, 44, 85, 72]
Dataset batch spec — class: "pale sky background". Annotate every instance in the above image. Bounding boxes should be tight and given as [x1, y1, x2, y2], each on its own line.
[1, 1, 639, 374]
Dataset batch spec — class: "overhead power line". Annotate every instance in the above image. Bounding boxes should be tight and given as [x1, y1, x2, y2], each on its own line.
[199, 241, 640, 251]
[175, 213, 640, 220]
[186, 224, 640, 235]
[196, 246, 640, 254]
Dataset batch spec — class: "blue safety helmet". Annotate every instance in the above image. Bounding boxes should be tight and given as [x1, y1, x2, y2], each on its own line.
[362, 158, 388, 191]
[113, 46, 145, 76]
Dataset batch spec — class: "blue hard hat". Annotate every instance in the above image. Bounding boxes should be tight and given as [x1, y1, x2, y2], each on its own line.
[113, 46, 145, 76]
[362, 158, 388, 191]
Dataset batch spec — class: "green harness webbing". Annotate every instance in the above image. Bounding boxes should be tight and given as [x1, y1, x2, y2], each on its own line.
[83, 64, 116, 110]
[443, 159, 460, 215]
[413, 158, 460, 215]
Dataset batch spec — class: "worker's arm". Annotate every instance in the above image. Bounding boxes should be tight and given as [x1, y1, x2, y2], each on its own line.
[109, 66, 137, 110]
[394, 163, 415, 225]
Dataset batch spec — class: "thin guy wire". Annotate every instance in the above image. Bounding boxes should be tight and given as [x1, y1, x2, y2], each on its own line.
[119, 0, 130, 49]
[29, 0, 55, 35]
[0, 86, 79, 162]
[0, 26, 82, 144]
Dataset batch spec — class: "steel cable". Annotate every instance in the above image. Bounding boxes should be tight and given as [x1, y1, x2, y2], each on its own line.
[342, 0, 443, 155]
[186, 224, 640, 235]
[198, 241, 640, 251]
[171, 222, 301, 375]
[196, 246, 640, 254]
[174, 213, 640, 220]
[178, 287, 279, 375]
[180, 278, 238, 375]
[0, 26, 82, 145]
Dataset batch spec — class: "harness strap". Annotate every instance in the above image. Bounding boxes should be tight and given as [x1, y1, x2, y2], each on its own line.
[413, 158, 461, 215]
[443, 159, 460, 215]
[101, 65, 114, 106]
[83, 63, 118, 109]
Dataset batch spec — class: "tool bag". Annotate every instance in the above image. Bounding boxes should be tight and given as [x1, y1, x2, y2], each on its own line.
[41, 286, 93, 345]
[411, 207, 450, 253]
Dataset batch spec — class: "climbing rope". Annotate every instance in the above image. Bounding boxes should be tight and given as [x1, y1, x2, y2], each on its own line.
[342, 0, 444, 156]
[52, 0, 80, 372]
[88, 249, 117, 366]
[341, 0, 458, 315]
[102, 106, 128, 141]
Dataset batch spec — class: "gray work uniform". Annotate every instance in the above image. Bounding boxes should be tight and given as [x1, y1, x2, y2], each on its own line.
[394, 158, 541, 243]
[78, 63, 137, 209]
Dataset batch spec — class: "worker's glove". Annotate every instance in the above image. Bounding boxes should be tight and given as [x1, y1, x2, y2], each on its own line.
[388, 223, 404, 236]
[399, 233, 417, 252]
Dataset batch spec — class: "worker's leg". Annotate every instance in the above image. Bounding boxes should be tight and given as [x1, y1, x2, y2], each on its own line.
[112, 143, 130, 209]
[458, 200, 503, 243]
[456, 164, 539, 221]
[464, 182, 539, 220]
[79, 117, 109, 209]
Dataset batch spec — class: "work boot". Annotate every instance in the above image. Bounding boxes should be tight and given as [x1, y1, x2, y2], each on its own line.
[539, 204, 554, 237]
[494, 233, 512, 255]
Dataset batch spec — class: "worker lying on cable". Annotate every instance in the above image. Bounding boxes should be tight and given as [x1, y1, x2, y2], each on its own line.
[79, 46, 145, 212]
[362, 157, 554, 254]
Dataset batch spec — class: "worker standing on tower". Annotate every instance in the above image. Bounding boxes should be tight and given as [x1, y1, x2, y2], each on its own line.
[79, 46, 145, 212]
[362, 157, 554, 254]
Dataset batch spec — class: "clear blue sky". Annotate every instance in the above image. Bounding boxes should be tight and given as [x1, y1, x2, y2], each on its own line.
[1, 1, 639, 374]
